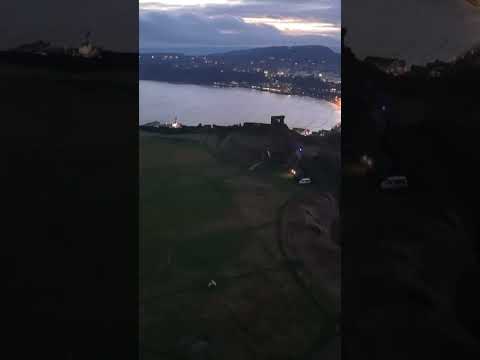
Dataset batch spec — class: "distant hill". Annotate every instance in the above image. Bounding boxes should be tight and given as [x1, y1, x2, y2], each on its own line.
[139, 44, 341, 100]
[140, 46, 252, 56]
[213, 45, 338, 59]
[211, 45, 339, 69]
[141, 45, 340, 70]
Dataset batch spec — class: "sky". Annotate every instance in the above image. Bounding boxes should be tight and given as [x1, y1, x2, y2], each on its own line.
[343, 0, 480, 65]
[0, 1, 138, 51]
[2, 0, 478, 62]
[139, 0, 341, 52]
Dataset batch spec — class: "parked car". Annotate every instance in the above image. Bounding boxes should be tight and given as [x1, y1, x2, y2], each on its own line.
[298, 177, 312, 185]
[380, 176, 408, 190]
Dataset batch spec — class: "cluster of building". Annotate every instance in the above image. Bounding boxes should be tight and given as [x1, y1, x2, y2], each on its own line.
[143, 115, 295, 134]
[142, 115, 341, 140]
[76, 33, 101, 59]
[411, 60, 450, 78]
[11, 32, 102, 59]
[140, 53, 337, 78]
[364, 56, 408, 76]
[142, 118, 183, 129]
[292, 128, 313, 136]
[363, 54, 478, 79]
[211, 79, 341, 102]
[139, 51, 341, 102]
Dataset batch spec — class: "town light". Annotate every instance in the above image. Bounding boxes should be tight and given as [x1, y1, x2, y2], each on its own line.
[361, 155, 374, 168]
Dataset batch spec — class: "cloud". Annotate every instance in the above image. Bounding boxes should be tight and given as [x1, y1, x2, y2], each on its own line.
[0, 0, 339, 52]
[242, 17, 340, 36]
[140, 0, 341, 50]
[140, 12, 339, 49]
[144, 0, 341, 26]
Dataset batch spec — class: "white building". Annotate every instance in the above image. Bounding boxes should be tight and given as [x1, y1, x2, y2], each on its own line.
[78, 32, 101, 58]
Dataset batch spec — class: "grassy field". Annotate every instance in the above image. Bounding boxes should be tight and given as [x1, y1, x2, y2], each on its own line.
[140, 133, 337, 360]
[141, 136, 236, 277]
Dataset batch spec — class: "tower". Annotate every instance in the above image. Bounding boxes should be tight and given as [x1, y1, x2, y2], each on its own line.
[271, 115, 285, 126]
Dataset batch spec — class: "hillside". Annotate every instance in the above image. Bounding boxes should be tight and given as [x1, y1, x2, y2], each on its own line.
[211, 45, 340, 70]
[2, 61, 138, 357]
[140, 129, 340, 359]
[342, 39, 480, 357]
[139, 44, 341, 102]
[140, 45, 341, 74]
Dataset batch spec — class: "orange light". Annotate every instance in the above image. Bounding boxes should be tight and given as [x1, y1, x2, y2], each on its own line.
[334, 96, 342, 108]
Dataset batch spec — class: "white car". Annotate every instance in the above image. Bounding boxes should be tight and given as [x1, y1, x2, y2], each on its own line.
[380, 176, 408, 190]
[298, 178, 312, 185]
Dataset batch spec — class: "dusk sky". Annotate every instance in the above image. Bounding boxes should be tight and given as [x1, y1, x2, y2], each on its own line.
[0, 1, 138, 51]
[344, 0, 480, 65]
[140, 0, 341, 52]
[3, 1, 478, 62]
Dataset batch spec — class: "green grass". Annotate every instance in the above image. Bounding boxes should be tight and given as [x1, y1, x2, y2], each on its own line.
[140, 134, 338, 360]
[140, 137, 239, 281]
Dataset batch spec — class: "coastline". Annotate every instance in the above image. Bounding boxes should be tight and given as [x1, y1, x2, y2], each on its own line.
[140, 80, 340, 131]
[139, 78, 341, 107]
[212, 82, 340, 106]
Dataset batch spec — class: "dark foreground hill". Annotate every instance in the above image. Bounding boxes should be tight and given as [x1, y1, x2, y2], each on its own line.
[342, 39, 480, 358]
[2, 60, 138, 358]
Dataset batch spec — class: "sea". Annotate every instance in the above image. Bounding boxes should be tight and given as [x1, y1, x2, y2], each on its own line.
[140, 81, 340, 132]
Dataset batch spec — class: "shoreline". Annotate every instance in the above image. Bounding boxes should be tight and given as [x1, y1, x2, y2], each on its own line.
[139, 78, 341, 107]
[213, 82, 340, 107]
